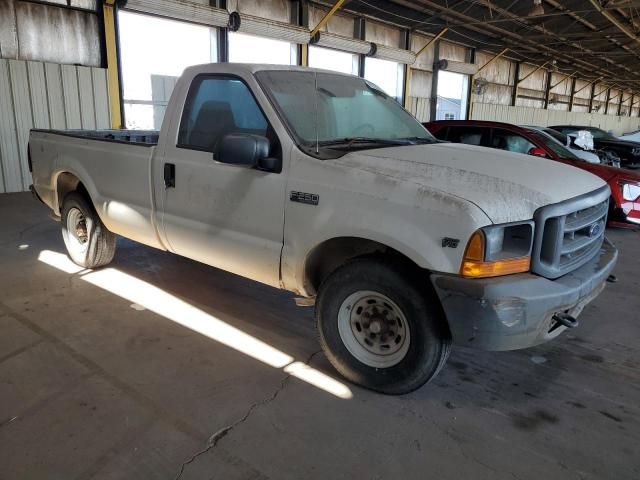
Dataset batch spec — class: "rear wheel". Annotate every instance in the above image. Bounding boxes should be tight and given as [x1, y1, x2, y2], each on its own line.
[61, 192, 116, 268]
[316, 258, 451, 395]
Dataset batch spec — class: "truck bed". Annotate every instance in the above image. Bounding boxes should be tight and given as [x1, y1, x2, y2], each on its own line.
[31, 129, 159, 145]
[29, 127, 163, 250]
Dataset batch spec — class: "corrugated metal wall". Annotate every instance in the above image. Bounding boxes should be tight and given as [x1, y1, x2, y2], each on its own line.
[0, 59, 110, 193]
[471, 103, 640, 136]
[0, 0, 101, 67]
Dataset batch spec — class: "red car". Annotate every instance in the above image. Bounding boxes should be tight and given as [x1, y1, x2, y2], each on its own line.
[424, 120, 640, 228]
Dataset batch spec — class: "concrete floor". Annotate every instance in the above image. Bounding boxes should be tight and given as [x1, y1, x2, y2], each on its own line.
[1, 192, 639, 480]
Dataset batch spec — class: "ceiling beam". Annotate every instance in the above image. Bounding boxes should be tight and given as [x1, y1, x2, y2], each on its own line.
[588, 0, 640, 47]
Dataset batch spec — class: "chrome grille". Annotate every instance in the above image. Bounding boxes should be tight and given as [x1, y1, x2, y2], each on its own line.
[532, 186, 610, 279]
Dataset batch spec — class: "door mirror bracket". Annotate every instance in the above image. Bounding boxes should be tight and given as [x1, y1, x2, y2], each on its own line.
[257, 156, 282, 173]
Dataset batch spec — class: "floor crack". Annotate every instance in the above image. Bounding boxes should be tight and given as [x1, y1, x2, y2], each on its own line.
[173, 350, 323, 480]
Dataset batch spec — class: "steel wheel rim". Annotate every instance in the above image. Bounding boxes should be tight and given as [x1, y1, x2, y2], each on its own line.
[337, 290, 410, 368]
[67, 207, 89, 252]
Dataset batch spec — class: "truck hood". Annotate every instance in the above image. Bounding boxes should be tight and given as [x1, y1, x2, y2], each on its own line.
[334, 142, 606, 224]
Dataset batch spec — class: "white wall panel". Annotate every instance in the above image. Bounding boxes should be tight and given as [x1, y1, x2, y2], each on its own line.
[9, 60, 34, 190]
[0, 59, 110, 193]
[471, 102, 640, 136]
[92, 68, 110, 129]
[0, 61, 20, 193]
[61, 64, 82, 129]
[78, 66, 96, 129]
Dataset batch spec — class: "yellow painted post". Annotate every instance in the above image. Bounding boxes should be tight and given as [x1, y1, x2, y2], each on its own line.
[103, 0, 122, 129]
[301, 44, 308, 67]
[403, 64, 411, 110]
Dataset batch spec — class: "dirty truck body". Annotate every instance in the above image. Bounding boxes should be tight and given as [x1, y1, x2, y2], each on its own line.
[29, 64, 618, 394]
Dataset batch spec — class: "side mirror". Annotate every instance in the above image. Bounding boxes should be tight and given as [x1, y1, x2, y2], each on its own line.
[216, 133, 270, 168]
[528, 147, 548, 158]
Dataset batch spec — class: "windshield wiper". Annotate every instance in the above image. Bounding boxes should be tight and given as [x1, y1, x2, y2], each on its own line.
[318, 137, 412, 148]
[397, 136, 437, 144]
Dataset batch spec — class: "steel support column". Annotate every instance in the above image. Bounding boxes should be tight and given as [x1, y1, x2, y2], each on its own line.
[543, 69, 552, 109]
[355, 17, 365, 78]
[464, 47, 475, 119]
[588, 82, 596, 113]
[568, 77, 577, 112]
[293, 0, 309, 66]
[214, 0, 228, 62]
[511, 62, 520, 106]
[402, 28, 411, 109]
[429, 40, 440, 122]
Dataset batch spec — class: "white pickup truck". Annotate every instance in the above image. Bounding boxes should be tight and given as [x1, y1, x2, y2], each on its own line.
[29, 64, 618, 394]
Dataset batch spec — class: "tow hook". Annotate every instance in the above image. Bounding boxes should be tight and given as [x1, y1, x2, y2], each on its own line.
[606, 274, 618, 283]
[553, 312, 579, 329]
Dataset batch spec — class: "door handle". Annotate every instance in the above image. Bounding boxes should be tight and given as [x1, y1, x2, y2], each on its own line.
[164, 163, 175, 188]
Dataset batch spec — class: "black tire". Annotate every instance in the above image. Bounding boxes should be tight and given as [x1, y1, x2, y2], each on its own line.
[316, 257, 451, 395]
[61, 192, 116, 268]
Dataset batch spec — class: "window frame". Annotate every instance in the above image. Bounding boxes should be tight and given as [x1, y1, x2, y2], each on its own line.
[176, 73, 275, 153]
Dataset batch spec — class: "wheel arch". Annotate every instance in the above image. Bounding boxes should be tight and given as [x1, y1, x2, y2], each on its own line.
[55, 171, 95, 214]
[303, 236, 428, 297]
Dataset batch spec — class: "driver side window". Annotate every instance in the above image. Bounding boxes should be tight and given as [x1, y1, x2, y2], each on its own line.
[178, 76, 269, 152]
[491, 129, 535, 154]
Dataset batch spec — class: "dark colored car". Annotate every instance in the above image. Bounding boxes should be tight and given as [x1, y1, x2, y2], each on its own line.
[424, 120, 640, 227]
[550, 125, 640, 169]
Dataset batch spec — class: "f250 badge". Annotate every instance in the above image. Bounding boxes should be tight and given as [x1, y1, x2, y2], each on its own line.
[290, 191, 319, 206]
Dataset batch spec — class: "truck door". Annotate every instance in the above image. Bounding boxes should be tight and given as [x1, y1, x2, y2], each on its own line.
[157, 74, 286, 288]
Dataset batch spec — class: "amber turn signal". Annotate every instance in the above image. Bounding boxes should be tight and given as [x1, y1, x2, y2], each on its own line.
[460, 231, 531, 278]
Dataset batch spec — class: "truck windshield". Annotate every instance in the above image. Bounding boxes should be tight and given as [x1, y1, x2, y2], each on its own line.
[255, 70, 435, 153]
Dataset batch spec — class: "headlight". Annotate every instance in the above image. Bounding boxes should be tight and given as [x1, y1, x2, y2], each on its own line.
[622, 183, 640, 201]
[460, 222, 534, 278]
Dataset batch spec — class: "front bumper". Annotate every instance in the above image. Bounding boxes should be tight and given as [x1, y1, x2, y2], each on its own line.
[430, 238, 618, 351]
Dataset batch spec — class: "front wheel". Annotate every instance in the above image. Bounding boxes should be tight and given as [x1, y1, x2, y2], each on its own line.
[316, 258, 451, 395]
[61, 192, 116, 269]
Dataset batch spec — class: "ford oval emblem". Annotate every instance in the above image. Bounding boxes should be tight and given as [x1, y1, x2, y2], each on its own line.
[588, 222, 602, 238]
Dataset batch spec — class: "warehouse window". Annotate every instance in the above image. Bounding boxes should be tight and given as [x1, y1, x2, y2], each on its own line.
[436, 71, 469, 121]
[229, 32, 297, 65]
[309, 46, 358, 75]
[364, 57, 404, 103]
[118, 11, 218, 130]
